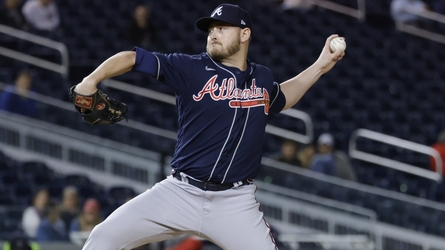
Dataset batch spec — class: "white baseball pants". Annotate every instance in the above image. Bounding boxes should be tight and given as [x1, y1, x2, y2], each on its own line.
[82, 176, 277, 250]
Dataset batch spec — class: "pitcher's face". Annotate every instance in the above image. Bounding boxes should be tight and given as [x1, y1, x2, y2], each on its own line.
[206, 22, 241, 61]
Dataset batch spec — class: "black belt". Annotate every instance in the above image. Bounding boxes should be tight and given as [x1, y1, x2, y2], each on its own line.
[172, 171, 252, 191]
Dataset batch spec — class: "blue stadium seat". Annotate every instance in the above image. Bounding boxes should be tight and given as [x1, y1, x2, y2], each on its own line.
[107, 186, 137, 202]
[47, 180, 65, 199]
[0, 209, 25, 233]
[0, 192, 14, 206]
[13, 185, 34, 205]
[76, 184, 104, 201]
[0, 171, 20, 188]
[432, 181, 445, 202]
[26, 173, 55, 188]
[18, 161, 54, 178]
[63, 174, 91, 186]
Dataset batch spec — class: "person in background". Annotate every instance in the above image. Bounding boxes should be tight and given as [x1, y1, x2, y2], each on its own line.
[59, 186, 80, 232]
[0, 70, 37, 118]
[35, 200, 68, 242]
[21, 0, 59, 36]
[297, 143, 316, 169]
[310, 133, 357, 180]
[310, 133, 338, 177]
[332, 150, 357, 181]
[0, 0, 28, 30]
[430, 129, 445, 175]
[69, 2, 344, 248]
[390, 0, 428, 26]
[123, 5, 157, 50]
[280, 0, 314, 11]
[259, 139, 301, 185]
[332, 145, 357, 181]
[21, 188, 49, 239]
[70, 198, 103, 237]
[275, 139, 302, 166]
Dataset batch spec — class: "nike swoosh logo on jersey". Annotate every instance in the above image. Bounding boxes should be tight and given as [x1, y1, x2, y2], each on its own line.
[205, 66, 216, 71]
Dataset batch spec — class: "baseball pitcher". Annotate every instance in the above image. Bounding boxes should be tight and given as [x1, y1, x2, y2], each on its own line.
[70, 3, 345, 249]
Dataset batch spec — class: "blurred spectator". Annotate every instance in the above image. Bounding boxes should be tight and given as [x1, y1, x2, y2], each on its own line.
[35, 200, 68, 242]
[123, 5, 157, 50]
[21, 188, 49, 239]
[310, 133, 356, 180]
[21, 0, 59, 36]
[310, 133, 337, 177]
[0, 0, 28, 29]
[59, 186, 80, 232]
[2, 232, 40, 250]
[430, 129, 445, 175]
[297, 144, 315, 169]
[332, 148, 357, 182]
[390, 0, 428, 25]
[0, 70, 37, 118]
[275, 139, 302, 166]
[281, 0, 314, 11]
[69, 198, 103, 242]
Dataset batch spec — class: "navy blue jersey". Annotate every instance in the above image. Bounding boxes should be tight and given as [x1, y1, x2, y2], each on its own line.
[132, 47, 286, 183]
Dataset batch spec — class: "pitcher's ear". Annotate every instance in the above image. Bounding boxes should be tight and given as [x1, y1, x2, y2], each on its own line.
[241, 28, 251, 43]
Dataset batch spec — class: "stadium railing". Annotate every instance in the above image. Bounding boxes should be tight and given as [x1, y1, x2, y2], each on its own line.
[312, 0, 366, 21]
[0, 112, 377, 248]
[2, 86, 445, 249]
[99, 79, 445, 201]
[318, 0, 445, 45]
[2, 81, 444, 214]
[0, 24, 69, 79]
[3, 112, 445, 250]
[349, 128, 443, 182]
[279, 233, 374, 250]
[264, 157, 445, 214]
[397, 7, 445, 45]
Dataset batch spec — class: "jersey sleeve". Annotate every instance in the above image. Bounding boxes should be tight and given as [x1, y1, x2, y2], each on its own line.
[131, 47, 191, 95]
[131, 47, 159, 78]
[269, 82, 286, 114]
[254, 64, 286, 114]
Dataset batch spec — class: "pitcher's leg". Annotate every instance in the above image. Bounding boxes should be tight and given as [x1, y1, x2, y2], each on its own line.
[201, 185, 278, 250]
[83, 178, 202, 250]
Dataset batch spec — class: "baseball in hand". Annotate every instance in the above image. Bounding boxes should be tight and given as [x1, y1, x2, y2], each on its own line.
[330, 37, 346, 53]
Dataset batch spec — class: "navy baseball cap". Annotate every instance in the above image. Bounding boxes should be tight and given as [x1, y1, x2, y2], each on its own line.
[196, 4, 253, 32]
